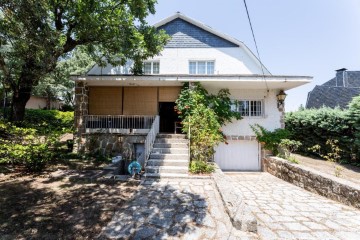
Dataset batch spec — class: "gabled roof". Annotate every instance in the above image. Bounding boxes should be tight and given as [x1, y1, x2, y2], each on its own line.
[154, 12, 270, 74]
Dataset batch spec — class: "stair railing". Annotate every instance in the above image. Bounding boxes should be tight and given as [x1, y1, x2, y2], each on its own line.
[144, 115, 160, 167]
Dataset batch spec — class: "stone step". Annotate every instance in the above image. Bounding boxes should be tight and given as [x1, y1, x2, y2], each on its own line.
[157, 134, 187, 139]
[144, 173, 189, 179]
[145, 166, 188, 174]
[147, 159, 189, 167]
[153, 143, 188, 149]
[149, 153, 189, 160]
[152, 148, 188, 154]
[154, 138, 189, 144]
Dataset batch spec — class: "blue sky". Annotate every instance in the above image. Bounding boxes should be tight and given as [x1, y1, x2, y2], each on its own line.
[147, 0, 360, 111]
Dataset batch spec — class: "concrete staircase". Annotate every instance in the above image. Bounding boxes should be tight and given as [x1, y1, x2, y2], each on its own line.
[145, 134, 189, 178]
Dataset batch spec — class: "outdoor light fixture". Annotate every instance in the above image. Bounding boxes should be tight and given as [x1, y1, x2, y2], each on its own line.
[276, 90, 287, 109]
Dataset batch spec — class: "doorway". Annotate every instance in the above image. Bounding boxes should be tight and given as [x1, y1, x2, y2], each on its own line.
[159, 102, 179, 133]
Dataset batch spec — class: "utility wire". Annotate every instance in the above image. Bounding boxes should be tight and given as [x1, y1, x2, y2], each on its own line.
[243, 0, 269, 91]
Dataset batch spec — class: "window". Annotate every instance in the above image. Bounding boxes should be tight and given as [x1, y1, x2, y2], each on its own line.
[143, 61, 160, 74]
[189, 61, 215, 74]
[232, 100, 263, 117]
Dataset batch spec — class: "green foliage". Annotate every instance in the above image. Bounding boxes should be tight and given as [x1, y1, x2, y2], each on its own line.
[347, 95, 360, 160]
[175, 83, 241, 163]
[0, 120, 53, 171]
[285, 107, 353, 160]
[287, 155, 299, 164]
[251, 124, 291, 155]
[189, 160, 215, 174]
[21, 109, 74, 135]
[278, 139, 302, 159]
[0, 0, 169, 121]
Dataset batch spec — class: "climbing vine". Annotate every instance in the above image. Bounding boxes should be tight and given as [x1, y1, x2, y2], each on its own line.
[175, 83, 242, 168]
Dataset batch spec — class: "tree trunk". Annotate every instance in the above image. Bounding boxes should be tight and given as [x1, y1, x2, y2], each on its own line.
[10, 88, 31, 122]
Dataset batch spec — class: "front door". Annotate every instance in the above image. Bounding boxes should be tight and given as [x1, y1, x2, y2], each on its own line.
[159, 102, 179, 133]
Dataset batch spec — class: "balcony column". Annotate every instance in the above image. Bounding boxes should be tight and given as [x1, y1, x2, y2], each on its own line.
[73, 81, 89, 153]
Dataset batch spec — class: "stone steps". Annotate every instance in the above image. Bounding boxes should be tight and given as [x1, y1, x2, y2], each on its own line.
[145, 134, 189, 178]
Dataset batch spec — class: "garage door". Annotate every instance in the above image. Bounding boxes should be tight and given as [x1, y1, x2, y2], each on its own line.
[214, 140, 260, 171]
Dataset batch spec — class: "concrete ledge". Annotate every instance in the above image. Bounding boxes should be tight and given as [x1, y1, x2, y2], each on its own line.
[264, 156, 360, 209]
[212, 164, 257, 233]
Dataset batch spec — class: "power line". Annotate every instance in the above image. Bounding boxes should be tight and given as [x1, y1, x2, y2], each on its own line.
[242, 0, 269, 91]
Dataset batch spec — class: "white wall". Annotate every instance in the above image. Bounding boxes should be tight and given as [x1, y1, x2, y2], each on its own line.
[207, 88, 282, 135]
[152, 48, 266, 75]
[88, 47, 268, 75]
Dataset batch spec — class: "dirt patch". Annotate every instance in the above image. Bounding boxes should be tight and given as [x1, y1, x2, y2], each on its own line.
[0, 171, 139, 239]
[293, 154, 360, 185]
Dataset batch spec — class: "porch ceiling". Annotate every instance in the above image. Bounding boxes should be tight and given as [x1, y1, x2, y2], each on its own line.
[73, 74, 312, 90]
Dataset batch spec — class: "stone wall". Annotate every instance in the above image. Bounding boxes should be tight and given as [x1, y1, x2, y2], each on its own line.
[73, 81, 89, 153]
[264, 157, 360, 209]
[85, 133, 146, 158]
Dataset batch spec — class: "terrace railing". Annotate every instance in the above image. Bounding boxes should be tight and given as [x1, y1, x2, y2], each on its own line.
[84, 115, 156, 133]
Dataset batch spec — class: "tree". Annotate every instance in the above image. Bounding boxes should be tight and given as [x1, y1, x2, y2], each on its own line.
[0, 0, 168, 121]
[33, 46, 95, 109]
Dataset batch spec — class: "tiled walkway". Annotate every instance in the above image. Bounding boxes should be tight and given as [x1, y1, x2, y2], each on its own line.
[228, 172, 360, 240]
[101, 179, 257, 240]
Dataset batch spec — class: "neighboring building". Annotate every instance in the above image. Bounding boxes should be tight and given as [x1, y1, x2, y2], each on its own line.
[306, 68, 360, 109]
[25, 96, 63, 110]
[73, 13, 311, 174]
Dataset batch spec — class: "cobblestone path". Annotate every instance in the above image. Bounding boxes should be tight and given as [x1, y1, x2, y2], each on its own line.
[228, 172, 360, 240]
[102, 179, 257, 240]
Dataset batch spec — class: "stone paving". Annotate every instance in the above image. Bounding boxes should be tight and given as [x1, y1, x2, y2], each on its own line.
[101, 179, 258, 240]
[228, 172, 360, 240]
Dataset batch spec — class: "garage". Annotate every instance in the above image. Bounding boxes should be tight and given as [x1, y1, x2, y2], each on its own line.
[214, 140, 261, 171]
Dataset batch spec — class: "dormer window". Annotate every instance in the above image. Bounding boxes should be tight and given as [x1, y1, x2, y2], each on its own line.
[143, 61, 160, 74]
[189, 61, 215, 74]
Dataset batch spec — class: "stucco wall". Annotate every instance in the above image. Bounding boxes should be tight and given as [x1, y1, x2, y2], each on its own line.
[26, 96, 62, 109]
[206, 88, 282, 136]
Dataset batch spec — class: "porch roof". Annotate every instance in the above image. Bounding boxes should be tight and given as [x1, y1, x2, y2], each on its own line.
[72, 74, 312, 90]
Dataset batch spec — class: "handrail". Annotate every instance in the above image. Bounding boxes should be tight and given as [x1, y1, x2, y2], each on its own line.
[144, 115, 160, 167]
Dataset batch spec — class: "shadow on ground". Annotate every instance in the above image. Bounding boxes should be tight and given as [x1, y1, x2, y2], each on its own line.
[0, 175, 139, 239]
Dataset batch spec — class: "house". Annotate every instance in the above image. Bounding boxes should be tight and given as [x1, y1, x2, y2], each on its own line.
[306, 68, 360, 109]
[25, 95, 63, 110]
[73, 13, 311, 174]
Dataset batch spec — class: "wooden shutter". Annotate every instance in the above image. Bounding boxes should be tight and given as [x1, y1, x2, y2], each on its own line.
[123, 87, 157, 115]
[89, 87, 122, 115]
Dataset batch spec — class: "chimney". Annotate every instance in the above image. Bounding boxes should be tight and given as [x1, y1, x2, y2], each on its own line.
[335, 68, 347, 87]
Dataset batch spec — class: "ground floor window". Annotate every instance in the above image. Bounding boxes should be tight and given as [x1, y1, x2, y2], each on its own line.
[232, 100, 263, 117]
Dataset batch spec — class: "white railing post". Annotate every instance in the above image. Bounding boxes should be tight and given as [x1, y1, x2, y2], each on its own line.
[144, 115, 160, 167]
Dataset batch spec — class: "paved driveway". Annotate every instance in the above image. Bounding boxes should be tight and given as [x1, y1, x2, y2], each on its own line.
[227, 172, 360, 240]
[101, 179, 257, 240]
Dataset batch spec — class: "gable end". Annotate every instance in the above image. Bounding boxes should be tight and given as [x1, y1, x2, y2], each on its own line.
[158, 18, 239, 48]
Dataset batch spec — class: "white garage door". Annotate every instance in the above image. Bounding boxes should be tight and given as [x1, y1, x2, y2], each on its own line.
[214, 140, 260, 171]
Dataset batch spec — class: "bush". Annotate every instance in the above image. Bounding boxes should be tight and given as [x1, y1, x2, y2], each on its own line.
[285, 108, 353, 160]
[22, 109, 74, 135]
[347, 95, 360, 160]
[251, 124, 291, 155]
[189, 160, 215, 174]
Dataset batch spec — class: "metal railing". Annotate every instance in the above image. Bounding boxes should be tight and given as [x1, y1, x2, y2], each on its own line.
[84, 115, 156, 130]
[144, 115, 160, 166]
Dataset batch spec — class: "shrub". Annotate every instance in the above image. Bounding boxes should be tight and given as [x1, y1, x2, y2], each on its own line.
[251, 124, 291, 155]
[189, 160, 215, 174]
[278, 139, 302, 159]
[285, 108, 353, 160]
[347, 95, 360, 160]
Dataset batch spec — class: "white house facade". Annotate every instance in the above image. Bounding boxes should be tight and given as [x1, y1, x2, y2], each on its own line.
[73, 13, 311, 174]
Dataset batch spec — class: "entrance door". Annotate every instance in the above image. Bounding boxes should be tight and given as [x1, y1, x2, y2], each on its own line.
[159, 102, 179, 133]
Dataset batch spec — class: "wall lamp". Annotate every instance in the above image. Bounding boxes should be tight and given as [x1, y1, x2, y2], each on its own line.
[276, 90, 287, 109]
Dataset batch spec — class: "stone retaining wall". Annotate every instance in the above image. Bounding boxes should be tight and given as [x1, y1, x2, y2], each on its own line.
[264, 157, 360, 209]
[212, 164, 257, 232]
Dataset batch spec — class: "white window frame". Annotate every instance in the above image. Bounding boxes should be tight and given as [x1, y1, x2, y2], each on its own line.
[143, 61, 160, 74]
[189, 60, 215, 75]
[231, 99, 264, 118]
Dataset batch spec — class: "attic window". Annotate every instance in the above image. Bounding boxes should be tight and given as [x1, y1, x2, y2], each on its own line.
[143, 61, 159, 74]
[189, 61, 214, 74]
